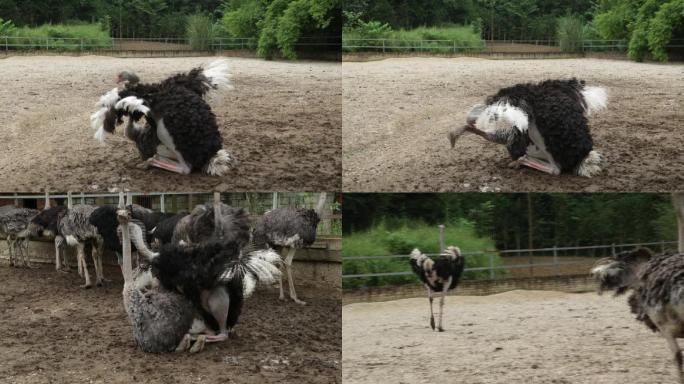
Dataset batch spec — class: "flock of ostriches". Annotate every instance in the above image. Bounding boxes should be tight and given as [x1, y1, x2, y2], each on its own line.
[90, 59, 235, 175]
[411, 246, 684, 382]
[0, 193, 327, 353]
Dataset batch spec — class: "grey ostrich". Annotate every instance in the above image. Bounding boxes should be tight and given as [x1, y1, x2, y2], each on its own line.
[26, 197, 69, 271]
[592, 248, 684, 383]
[117, 193, 281, 353]
[253, 193, 327, 305]
[0, 205, 39, 267]
[171, 202, 250, 247]
[59, 204, 104, 288]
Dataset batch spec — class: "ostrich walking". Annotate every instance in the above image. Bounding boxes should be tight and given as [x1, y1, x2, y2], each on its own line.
[59, 204, 104, 288]
[117, 194, 281, 353]
[90, 60, 235, 176]
[27, 204, 68, 271]
[409, 246, 465, 332]
[592, 248, 684, 382]
[449, 78, 607, 177]
[253, 193, 328, 305]
[0, 206, 38, 267]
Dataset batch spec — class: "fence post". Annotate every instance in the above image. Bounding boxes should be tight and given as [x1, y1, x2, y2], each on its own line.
[80, 192, 85, 205]
[611, 243, 616, 256]
[272, 192, 278, 210]
[661, 240, 666, 253]
[553, 245, 559, 276]
[80, 38, 83, 51]
[438, 225, 445, 253]
[382, 39, 386, 53]
[67, 191, 73, 209]
[5, 36, 7, 51]
[453, 40, 456, 54]
[160, 193, 165, 213]
[489, 253, 494, 279]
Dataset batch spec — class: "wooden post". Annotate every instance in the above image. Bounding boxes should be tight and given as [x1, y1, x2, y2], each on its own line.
[44, 191, 50, 209]
[489, 253, 495, 279]
[272, 192, 278, 210]
[553, 245, 559, 276]
[438, 225, 445, 253]
[160, 193, 165, 213]
[67, 191, 73, 209]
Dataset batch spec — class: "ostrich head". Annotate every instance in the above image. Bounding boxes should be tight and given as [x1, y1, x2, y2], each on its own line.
[591, 248, 653, 296]
[117, 70, 140, 87]
[449, 102, 528, 148]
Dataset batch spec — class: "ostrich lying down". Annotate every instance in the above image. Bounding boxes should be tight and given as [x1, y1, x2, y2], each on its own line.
[449, 78, 607, 177]
[592, 248, 684, 382]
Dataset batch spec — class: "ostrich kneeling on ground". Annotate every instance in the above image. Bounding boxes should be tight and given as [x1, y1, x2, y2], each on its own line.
[592, 248, 684, 383]
[409, 246, 465, 332]
[449, 78, 607, 177]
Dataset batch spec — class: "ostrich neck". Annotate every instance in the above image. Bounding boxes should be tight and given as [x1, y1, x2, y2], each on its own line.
[121, 222, 133, 283]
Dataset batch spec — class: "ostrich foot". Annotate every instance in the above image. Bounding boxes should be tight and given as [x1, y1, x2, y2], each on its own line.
[438, 327, 445, 332]
[430, 317, 435, 330]
[148, 156, 191, 175]
[80, 283, 92, 289]
[189, 335, 206, 353]
[292, 298, 307, 305]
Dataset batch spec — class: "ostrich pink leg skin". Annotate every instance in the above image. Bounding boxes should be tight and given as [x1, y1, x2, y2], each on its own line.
[427, 285, 435, 331]
[517, 156, 561, 175]
[284, 248, 306, 305]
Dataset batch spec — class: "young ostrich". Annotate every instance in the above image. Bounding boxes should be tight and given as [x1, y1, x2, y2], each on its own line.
[0, 206, 39, 267]
[59, 204, 105, 288]
[117, 195, 281, 353]
[26, 205, 68, 271]
[409, 246, 465, 332]
[449, 78, 607, 177]
[90, 60, 235, 176]
[253, 193, 328, 305]
[592, 248, 684, 382]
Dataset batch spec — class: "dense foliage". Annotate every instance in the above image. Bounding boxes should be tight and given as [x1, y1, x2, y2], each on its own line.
[343, 193, 677, 250]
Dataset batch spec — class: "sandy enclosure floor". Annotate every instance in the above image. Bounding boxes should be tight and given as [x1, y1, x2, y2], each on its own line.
[343, 58, 684, 192]
[343, 290, 678, 384]
[0, 264, 341, 384]
[0, 56, 341, 192]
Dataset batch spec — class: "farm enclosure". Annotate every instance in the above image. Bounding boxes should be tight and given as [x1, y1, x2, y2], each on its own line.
[342, 57, 684, 192]
[0, 56, 341, 192]
[343, 290, 674, 384]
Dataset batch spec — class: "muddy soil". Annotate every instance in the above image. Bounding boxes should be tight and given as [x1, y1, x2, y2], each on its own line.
[0, 264, 341, 384]
[0, 56, 341, 192]
[343, 57, 684, 192]
[343, 290, 674, 384]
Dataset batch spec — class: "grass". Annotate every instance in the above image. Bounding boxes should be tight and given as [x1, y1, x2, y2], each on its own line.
[6, 22, 112, 50]
[343, 24, 485, 53]
[343, 219, 507, 289]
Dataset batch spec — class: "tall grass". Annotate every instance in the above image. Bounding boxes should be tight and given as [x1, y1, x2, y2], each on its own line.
[187, 13, 214, 50]
[343, 24, 485, 53]
[343, 219, 507, 289]
[557, 15, 584, 52]
[7, 22, 111, 50]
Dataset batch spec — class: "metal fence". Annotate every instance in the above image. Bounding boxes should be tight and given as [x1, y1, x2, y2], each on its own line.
[343, 240, 679, 282]
[0, 192, 341, 237]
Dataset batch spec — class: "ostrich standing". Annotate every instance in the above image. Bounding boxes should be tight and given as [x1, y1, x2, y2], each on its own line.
[59, 204, 104, 288]
[27, 204, 68, 271]
[117, 194, 281, 353]
[253, 193, 328, 305]
[0, 206, 38, 267]
[592, 248, 684, 382]
[409, 246, 465, 332]
[449, 78, 607, 177]
[90, 60, 235, 176]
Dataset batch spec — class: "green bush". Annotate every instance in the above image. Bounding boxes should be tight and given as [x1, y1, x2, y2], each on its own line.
[557, 15, 584, 53]
[187, 13, 215, 50]
[0, 18, 16, 36]
[8, 23, 111, 50]
[343, 24, 485, 53]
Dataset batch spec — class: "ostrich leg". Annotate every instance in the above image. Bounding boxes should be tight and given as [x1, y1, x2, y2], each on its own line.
[437, 277, 453, 332]
[203, 287, 230, 342]
[663, 330, 684, 383]
[426, 285, 435, 331]
[19, 238, 31, 268]
[283, 247, 306, 305]
[7, 236, 15, 267]
[91, 242, 103, 286]
[512, 155, 561, 175]
[77, 243, 92, 288]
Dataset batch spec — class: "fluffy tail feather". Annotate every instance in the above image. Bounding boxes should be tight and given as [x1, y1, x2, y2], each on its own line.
[581, 86, 608, 115]
[575, 150, 603, 178]
[201, 59, 233, 94]
[220, 247, 281, 298]
[204, 149, 238, 176]
[90, 87, 121, 143]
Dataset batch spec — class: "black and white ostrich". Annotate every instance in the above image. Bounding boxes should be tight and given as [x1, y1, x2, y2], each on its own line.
[59, 204, 105, 288]
[591, 248, 684, 382]
[90, 60, 235, 176]
[253, 193, 328, 305]
[149, 211, 189, 249]
[116, 194, 281, 353]
[171, 203, 250, 247]
[26, 203, 68, 271]
[449, 78, 608, 177]
[409, 246, 465, 332]
[0, 206, 39, 267]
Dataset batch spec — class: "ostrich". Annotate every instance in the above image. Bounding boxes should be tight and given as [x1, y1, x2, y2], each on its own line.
[591, 248, 684, 382]
[171, 203, 250, 247]
[59, 204, 105, 288]
[0, 206, 39, 267]
[117, 195, 281, 353]
[253, 193, 328, 305]
[409, 246, 465, 332]
[90, 60, 235, 176]
[26, 204, 68, 271]
[449, 78, 608, 177]
[149, 211, 189, 249]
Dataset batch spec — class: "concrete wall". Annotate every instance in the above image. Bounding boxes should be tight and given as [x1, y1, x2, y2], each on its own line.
[0, 236, 341, 289]
[343, 274, 597, 305]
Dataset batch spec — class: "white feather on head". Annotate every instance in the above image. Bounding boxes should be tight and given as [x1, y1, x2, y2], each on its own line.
[475, 102, 529, 134]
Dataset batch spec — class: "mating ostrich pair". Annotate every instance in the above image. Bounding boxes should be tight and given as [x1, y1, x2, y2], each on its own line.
[593, 248, 684, 382]
[90, 60, 235, 176]
[449, 78, 608, 177]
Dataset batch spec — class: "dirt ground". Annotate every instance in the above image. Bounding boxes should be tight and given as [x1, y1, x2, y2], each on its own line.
[342, 57, 684, 192]
[0, 55, 341, 192]
[343, 290, 676, 384]
[0, 263, 341, 384]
